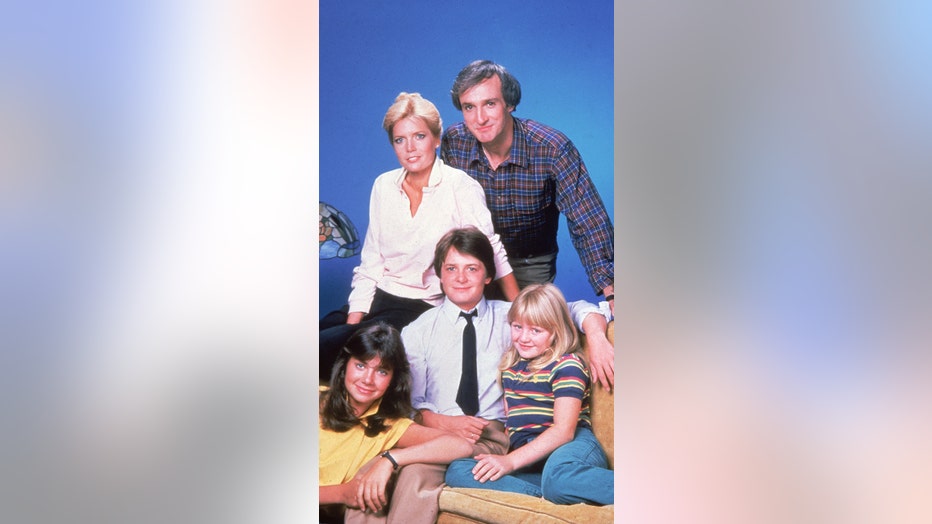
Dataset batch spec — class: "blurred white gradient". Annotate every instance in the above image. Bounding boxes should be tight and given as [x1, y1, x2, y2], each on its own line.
[616, 1, 932, 523]
[2, 1, 318, 523]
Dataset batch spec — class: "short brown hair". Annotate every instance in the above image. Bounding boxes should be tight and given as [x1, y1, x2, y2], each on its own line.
[432, 227, 496, 281]
[450, 60, 522, 111]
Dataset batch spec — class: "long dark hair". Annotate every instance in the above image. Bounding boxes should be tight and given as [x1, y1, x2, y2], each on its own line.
[320, 322, 413, 437]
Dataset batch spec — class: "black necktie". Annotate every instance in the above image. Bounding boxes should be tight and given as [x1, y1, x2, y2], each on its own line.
[456, 310, 479, 416]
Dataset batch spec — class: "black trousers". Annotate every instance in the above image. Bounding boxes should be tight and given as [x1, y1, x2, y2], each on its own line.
[318, 288, 432, 382]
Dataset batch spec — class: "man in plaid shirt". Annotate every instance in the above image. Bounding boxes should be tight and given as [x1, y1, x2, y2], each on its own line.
[441, 60, 615, 315]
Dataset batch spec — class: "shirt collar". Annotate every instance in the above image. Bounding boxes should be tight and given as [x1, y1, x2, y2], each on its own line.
[392, 157, 444, 189]
[507, 117, 529, 167]
[440, 295, 488, 323]
[463, 117, 528, 168]
[462, 135, 485, 166]
[359, 398, 383, 419]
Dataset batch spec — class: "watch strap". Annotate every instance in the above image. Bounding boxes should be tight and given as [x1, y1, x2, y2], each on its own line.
[380, 450, 400, 471]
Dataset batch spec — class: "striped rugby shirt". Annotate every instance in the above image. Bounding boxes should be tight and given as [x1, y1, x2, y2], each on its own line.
[502, 353, 591, 450]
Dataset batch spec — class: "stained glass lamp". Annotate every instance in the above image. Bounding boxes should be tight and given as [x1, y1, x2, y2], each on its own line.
[319, 201, 361, 259]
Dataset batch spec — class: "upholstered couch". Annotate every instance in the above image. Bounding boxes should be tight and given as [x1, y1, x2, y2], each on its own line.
[436, 321, 615, 524]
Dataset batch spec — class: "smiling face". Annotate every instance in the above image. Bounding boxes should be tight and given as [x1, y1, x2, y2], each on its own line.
[440, 247, 492, 312]
[510, 319, 554, 361]
[391, 116, 440, 178]
[458, 75, 514, 148]
[344, 355, 393, 416]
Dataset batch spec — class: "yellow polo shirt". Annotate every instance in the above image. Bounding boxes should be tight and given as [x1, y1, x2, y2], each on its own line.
[319, 400, 414, 486]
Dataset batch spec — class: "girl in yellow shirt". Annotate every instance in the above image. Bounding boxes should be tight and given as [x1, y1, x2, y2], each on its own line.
[319, 322, 472, 521]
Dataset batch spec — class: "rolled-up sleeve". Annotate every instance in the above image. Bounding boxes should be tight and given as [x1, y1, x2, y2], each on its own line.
[567, 300, 606, 330]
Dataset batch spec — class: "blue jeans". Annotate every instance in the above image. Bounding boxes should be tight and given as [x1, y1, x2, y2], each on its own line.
[444, 427, 614, 505]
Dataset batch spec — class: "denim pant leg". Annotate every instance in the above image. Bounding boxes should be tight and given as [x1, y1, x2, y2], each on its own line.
[541, 427, 614, 505]
[444, 458, 543, 498]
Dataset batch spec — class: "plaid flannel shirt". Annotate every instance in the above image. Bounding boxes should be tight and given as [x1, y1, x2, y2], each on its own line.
[441, 117, 614, 295]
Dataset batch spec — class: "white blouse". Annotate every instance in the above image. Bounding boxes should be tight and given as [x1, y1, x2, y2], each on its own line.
[347, 158, 512, 314]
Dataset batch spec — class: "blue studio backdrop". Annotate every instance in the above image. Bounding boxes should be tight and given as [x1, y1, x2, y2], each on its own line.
[319, 0, 614, 314]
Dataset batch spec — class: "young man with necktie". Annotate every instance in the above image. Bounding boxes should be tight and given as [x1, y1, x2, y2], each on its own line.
[377, 227, 610, 523]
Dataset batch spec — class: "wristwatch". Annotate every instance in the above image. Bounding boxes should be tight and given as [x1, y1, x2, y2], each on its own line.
[380, 450, 400, 471]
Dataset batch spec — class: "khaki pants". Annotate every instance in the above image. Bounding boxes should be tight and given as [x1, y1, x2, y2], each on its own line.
[344, 421, 509, 524]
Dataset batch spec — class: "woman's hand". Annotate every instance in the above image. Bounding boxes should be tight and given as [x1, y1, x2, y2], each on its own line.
[471, 453, 516, 483]
[346, 311, 365, 325]
[321, 477, 362, 509]
[353, 458, 394, 513]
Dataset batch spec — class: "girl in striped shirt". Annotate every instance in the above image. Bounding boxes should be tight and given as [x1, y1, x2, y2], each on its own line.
[443, 283, 613, 505]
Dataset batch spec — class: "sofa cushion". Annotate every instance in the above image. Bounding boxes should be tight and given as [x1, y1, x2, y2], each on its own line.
[437, 488, 614, 524]
[587, 320, 614, 468]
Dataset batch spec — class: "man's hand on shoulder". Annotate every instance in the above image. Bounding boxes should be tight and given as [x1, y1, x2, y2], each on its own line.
[582, 311, 614, 392]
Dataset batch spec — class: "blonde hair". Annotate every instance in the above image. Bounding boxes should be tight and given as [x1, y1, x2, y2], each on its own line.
[382, 92, 442, 143]
[500, 283, 582, 375]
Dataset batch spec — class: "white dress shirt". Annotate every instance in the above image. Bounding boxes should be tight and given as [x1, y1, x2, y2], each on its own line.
[403, 296, 602, 422]
[347, 158, 512, 314]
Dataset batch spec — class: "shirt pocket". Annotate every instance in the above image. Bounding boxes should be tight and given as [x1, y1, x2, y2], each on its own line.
[509, 182, 554, 217]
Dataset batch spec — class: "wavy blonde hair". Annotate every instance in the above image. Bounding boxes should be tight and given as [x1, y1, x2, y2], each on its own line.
[500, 283, 582, 375]
[382, 92, 443, 143]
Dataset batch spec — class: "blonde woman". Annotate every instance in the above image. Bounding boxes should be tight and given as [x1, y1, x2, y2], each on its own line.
[319, 92, 518, 379]
[443, 283, 613, 505]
